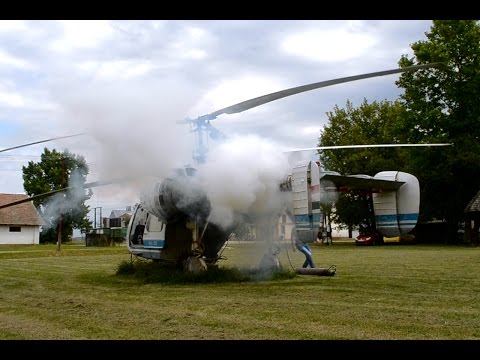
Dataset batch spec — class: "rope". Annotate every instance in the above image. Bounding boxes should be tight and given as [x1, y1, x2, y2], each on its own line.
[217, 237, 230, 260]
[328, 265, 337, 275]
[282, 233, 337, 274]
[283, 234, 297, 271]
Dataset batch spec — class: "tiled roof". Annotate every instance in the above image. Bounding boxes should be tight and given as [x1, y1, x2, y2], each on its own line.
[0, 193, 45, 226]
[465, 190, 480, 213]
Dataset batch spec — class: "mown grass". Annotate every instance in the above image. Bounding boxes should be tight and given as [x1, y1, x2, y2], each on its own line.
[0, 240, 479, 340]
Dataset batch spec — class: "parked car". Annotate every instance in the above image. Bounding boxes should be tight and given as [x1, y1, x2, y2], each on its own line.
[355, 230, 384, 246]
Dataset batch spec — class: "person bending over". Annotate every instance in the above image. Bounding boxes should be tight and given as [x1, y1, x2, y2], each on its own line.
[291, 227, 316, 268]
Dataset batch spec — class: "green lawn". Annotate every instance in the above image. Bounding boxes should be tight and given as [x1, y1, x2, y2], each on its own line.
[0, 241, 479, 339]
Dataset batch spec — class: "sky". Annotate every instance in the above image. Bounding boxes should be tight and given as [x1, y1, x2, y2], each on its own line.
[0, 20, 435, 222]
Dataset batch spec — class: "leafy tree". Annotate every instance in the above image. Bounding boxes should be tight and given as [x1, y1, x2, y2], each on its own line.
[319, 99, 412, 175]
[318, 99, 412, 231]
[396, 20, 480, 242]
[22, 148, 93, 244]
[331, 191, 374, 238]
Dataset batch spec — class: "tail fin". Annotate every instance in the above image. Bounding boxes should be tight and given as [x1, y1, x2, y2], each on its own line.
[372, 171, 420, 237]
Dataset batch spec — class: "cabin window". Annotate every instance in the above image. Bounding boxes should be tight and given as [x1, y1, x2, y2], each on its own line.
[9, 226, 21, 232]
[146, 215, 163, 232]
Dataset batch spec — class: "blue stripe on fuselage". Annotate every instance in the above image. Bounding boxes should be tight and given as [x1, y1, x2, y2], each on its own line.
[143, 239, 165, 248]
[375, 213, 418, 223]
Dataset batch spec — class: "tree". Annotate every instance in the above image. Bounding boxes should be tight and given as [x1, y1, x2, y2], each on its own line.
[319, 99, 411, 175]
[396, 20, 480, 242]
[331, 191, 374, 238]
[318, 99, 412, 231]
[22, 148, 93, 245]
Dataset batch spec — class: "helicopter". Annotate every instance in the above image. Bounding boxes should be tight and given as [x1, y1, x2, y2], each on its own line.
[0, 62, 451, 273]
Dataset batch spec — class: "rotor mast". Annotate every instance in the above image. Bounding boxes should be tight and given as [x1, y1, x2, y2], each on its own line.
[194, 115, 215, 164]
[179, 113, 218, 165]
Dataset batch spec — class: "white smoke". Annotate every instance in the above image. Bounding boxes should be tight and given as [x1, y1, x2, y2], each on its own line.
[41, 167, 89, 229]
[51, 70, 301, 227]
[195, 134, 292, 229]
[52, 75, 299, 268]
[53, 75, 200, 206]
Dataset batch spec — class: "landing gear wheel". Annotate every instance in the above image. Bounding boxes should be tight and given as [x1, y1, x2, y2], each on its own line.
[184, 256, 207, 273]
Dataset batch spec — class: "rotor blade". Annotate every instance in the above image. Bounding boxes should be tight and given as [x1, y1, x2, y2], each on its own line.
[206, 63, 443, 119]
[285, 143, 453, 153]
[0, 133, 86, 153]
[0, 178, 127, 210]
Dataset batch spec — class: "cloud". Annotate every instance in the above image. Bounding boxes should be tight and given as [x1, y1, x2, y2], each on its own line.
[0, 20, 28, 33]
[188, 74, 288, 120]
[0, 49, 35, 69]
[0, 90, 25, 107]
[76, 59, 157, 80]
[281, 26, 377, 62]
[49, 20, 115, 53]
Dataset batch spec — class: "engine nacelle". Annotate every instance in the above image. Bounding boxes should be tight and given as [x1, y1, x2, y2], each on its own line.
[372, 171, 420, 237]
[140, 176, 211, 223]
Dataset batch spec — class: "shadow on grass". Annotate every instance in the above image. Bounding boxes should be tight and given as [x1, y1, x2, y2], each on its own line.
[115, 259, 296, 284]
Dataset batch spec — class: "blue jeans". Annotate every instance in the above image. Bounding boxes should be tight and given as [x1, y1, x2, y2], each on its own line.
[296, 243, 315, 268]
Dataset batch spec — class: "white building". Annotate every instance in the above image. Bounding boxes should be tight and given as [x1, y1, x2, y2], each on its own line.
[103, 207, 132, 229]
[0, 193, 45, 245]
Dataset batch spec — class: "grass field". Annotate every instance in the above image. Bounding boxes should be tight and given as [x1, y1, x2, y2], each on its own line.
[0, 240, 479, 340]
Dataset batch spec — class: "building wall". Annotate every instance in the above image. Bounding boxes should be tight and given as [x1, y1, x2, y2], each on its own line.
[331, 226, 359, 238]
[0, 225, 40, 245]
[276, 214, 359, 240]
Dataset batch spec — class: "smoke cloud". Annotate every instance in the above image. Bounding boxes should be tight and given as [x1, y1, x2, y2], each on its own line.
[41, 167, 89, 229]
[53, 74, 300, 271]
[54, 74, 200, 205]
[195, 134, 292, 229]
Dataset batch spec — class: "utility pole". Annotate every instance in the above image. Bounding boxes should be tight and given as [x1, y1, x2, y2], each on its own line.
[57, 156, 65, 252]
[57, 215, 62, 252]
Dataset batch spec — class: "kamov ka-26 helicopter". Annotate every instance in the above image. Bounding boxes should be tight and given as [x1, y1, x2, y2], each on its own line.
[0, 63, 451, 273]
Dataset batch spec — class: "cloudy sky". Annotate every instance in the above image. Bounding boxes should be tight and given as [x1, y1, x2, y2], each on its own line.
[0, 20, 434, 217]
